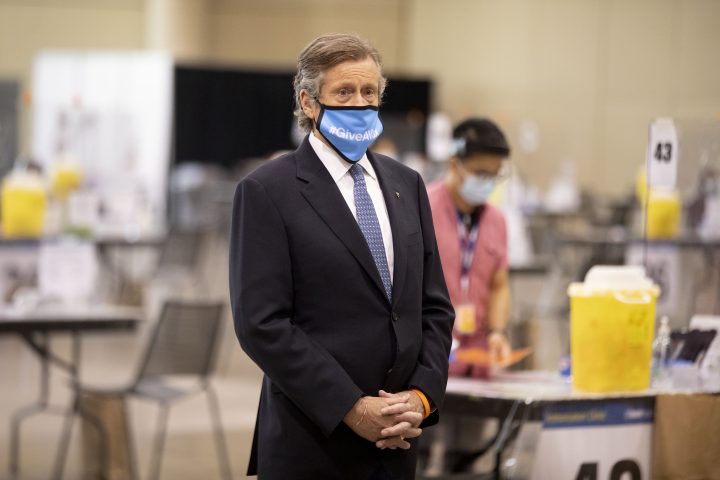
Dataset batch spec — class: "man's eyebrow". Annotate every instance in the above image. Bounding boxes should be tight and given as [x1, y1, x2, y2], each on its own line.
[330, 81, 356, 88]
[330, 80, 378, 89]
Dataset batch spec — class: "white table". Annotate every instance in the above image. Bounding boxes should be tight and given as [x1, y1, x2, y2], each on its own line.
[443, 370, 720, 479]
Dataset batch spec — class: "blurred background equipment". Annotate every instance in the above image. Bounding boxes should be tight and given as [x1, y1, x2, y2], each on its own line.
[0, 80, 19, 176]
[32, 51, 173, 239]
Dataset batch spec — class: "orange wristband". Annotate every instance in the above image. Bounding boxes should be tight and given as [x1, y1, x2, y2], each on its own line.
[410, 388, 431, 418]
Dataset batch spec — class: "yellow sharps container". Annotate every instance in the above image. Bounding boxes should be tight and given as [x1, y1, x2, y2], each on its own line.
[568, 266, 660, 392]
[1, 171, 47, 238]
[646, 189, 681, 239]
[51, 162, 83, 200]
[635, 168, 681, 239]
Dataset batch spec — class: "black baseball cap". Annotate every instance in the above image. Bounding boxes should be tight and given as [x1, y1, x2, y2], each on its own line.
[452, 117, 511, 158]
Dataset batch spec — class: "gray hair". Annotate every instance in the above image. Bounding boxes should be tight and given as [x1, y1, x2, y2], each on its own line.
[293, 33, 387, 132]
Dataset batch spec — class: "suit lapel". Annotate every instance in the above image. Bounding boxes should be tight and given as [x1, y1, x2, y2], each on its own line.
[367, 151, 408, 307]
[296, 137, 389, 302]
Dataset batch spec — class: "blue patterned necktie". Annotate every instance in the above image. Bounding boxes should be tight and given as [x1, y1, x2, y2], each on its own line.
[349, 164, 392, 301]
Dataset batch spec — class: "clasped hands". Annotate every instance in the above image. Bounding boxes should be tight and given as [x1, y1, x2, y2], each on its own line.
[343, 389, 424, 450]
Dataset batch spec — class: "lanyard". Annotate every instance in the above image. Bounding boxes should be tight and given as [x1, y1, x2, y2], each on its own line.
[457, 213, 481, 298]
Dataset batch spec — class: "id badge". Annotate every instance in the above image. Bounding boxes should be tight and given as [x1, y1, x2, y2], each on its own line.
[455, 303, 476, 335]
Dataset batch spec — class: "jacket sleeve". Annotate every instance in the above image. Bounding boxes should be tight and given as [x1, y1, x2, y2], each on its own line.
[408, 172, 456, 427]
[229, 177, 364, 437]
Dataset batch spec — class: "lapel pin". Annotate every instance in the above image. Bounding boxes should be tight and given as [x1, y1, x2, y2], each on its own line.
[395, 192, 400, 198]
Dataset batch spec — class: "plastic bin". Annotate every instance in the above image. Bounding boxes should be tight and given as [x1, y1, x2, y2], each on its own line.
[1, 172, 46, 238]
[568, 266, 660, 392]
[646, 190, 681, 239]
[51, 163, 83, 199]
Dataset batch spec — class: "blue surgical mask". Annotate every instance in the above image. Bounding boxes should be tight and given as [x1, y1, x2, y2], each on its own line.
[460, 174, 496, 206]
[315, 103, 383, 162]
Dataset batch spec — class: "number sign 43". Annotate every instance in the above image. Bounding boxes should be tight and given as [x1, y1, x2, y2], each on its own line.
[647, 118, 678, 189]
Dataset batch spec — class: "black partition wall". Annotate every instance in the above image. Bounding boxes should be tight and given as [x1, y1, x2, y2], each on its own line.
[173, 65, 432, 169]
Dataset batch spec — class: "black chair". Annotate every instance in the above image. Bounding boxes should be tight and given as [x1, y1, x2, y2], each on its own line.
[59, 301, 232, 480]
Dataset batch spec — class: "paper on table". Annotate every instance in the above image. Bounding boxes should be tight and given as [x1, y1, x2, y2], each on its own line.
[68, 191, 100, 231]
[38, 241, 98, 302]
[455, 347, 533, 368]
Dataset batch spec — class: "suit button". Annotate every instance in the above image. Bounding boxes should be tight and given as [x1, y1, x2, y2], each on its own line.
[392, 312, 399, 322]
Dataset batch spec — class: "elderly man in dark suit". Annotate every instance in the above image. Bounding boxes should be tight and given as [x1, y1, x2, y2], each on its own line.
[229, 33, 454, 479]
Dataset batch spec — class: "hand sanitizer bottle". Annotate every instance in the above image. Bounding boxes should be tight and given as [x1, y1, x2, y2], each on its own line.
[652, 316, 672, 389]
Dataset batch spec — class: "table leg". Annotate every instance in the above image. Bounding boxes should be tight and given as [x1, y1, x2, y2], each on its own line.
[493, 400, 522, 480]
[450, 430, 500, 473]
[9, 332, 68, 477]
[51, 330, 79, 480]
[9, 403, 46, 478]
[713, 247, 720, 314]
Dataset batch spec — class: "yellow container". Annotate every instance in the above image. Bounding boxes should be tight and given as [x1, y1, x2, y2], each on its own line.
[646, 190, 681, 239]
[568, 266, 659, 392]
[51, 163, 83, 200]
[1, 173, 47, 238]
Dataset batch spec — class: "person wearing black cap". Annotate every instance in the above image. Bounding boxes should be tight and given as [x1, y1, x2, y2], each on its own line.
[427, 117, 512, 378]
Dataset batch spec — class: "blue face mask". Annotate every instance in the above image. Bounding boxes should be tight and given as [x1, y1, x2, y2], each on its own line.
[315, 103, 383, 162]
[460, 175, 496, 206]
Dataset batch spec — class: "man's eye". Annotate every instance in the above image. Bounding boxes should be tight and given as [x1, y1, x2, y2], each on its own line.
[338, 89, 350, 97]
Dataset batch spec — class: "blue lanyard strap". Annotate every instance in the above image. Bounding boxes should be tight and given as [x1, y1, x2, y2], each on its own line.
[458, 221, 480, 276]
[457, 213, 481, 297]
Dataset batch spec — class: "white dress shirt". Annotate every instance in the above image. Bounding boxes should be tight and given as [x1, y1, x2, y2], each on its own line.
[308, 132, 394, 278]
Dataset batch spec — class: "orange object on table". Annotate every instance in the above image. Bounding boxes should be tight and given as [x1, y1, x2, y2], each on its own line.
[454, 347, 532, 368]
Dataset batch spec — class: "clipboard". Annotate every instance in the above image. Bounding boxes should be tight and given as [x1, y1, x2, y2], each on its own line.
[454, 347, 533, 368]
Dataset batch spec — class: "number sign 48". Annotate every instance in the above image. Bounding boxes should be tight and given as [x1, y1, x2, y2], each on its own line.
[576, 460, 642, 480]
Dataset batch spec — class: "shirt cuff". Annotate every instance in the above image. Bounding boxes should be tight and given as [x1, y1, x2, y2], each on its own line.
[410, 388, 431, 419]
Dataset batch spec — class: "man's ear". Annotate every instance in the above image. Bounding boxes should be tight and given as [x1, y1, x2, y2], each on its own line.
[300, 89, 316, 119]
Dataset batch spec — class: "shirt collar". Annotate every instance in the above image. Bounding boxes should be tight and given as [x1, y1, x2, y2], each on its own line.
[308, 132, 377, 182]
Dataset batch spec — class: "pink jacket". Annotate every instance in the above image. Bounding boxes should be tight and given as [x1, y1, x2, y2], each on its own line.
[427, 181, 508, 377]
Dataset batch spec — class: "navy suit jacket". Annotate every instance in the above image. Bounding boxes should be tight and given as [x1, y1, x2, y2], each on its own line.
[229, 136, 454, 479]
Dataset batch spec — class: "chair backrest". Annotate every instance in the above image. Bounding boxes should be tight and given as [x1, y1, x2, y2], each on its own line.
[157, 229, 204, 272]
[136, 300, 225, 382]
